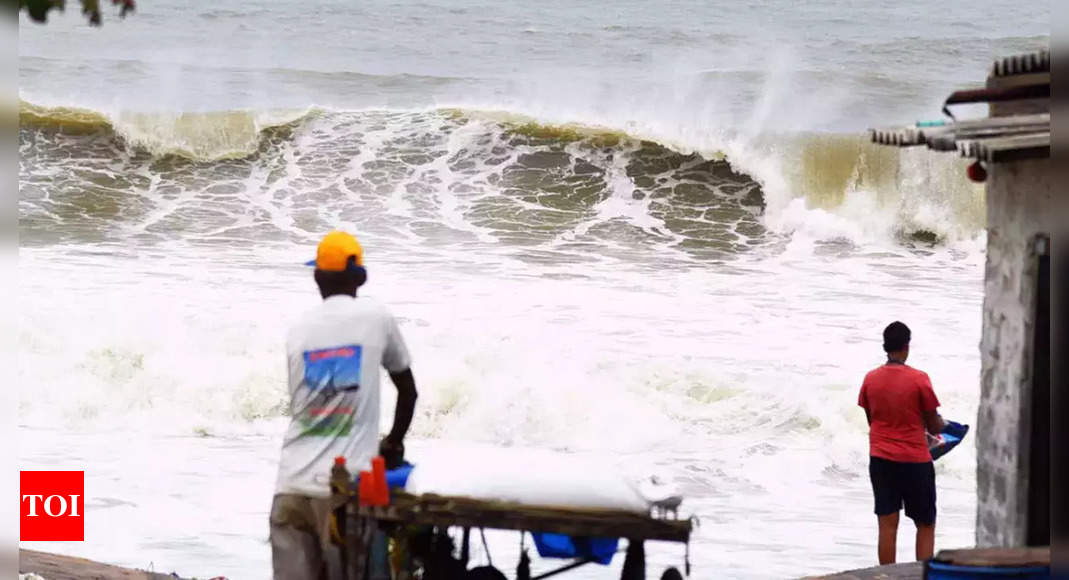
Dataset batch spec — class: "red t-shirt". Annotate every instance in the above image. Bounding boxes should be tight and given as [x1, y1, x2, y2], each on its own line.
[858, 363, 940, 463]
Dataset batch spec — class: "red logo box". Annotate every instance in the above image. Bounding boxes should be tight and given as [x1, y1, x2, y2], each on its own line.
[20, 471, 84, 541]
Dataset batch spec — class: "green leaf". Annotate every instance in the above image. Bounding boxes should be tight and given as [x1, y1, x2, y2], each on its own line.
[22, 0, 64, 23]
[80, 0, 101, 25]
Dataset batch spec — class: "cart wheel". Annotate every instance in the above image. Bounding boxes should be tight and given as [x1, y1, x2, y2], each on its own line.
[661, 567, 684, 580]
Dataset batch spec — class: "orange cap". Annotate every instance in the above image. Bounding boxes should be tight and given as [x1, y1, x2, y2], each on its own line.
[306, 231, 364, 271]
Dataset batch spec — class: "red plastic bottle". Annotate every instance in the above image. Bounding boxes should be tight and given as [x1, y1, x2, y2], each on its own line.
[357, 470, 373, 506]
[371, 456, 389, 506]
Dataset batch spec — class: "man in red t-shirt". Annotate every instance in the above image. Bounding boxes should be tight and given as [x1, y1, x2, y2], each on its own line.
[858, 321, 945, 565]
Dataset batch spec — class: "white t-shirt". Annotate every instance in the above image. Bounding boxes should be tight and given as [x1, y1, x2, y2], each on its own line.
[275, 295, 411, 497]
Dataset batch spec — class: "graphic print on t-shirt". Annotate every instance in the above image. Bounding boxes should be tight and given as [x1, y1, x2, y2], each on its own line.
[297, 345, 363, 437]
[297, 400, 356, 437]
[303, 345, 363, 396]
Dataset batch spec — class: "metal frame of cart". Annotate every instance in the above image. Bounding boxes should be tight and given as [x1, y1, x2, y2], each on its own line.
[349, 491, 693, 579]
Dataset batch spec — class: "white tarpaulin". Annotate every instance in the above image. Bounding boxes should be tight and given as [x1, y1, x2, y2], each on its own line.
[403, 446, 652, 513]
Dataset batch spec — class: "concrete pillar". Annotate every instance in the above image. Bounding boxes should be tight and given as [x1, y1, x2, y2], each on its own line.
[975, 158, 1052, 546]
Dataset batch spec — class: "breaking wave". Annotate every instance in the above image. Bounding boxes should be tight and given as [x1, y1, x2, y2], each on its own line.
[19, 99, 315, 159]
[19, 98, 984, 250]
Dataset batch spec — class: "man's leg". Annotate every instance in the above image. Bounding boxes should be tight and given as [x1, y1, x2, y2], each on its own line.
[310, 496, 378, 580]
[915, 522, 935, 561]
[905, 461, 937, 562]
[870, 457, 903, 565]
[270, 494, 325, 580]
[877, 512, 899, 565]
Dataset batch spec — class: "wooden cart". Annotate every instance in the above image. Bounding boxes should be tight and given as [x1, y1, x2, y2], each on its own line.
[344, 491, 693, 579]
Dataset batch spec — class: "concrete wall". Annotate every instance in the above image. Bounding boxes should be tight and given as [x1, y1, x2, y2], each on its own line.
[975, 158, 1052, 546]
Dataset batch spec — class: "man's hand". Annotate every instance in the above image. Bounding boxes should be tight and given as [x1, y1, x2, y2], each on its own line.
[379, 436, 405, 470]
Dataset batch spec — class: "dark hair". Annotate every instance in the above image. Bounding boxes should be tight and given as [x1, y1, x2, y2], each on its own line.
[883, 321, 911, 353]
[314, 256, 366, 297]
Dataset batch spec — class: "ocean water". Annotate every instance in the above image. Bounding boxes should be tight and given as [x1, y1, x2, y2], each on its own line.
[17, 1, 1048, 578]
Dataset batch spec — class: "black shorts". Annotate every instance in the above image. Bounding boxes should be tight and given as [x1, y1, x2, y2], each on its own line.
[869, 456, 936, 525]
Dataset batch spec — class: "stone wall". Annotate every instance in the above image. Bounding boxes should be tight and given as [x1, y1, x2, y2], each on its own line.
[975, 158, 1052, 546]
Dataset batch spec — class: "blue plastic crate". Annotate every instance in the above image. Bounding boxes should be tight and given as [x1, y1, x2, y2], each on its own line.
[925, 560, 1049, 579]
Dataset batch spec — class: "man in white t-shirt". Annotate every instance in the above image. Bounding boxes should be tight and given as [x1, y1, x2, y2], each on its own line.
[271, 230, 418, 580]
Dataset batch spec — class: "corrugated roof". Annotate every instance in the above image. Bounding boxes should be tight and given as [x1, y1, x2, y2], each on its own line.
[870, 115, 1049, 163]
[957, 132, 1049, 163]
[991, 50, 1050, 78]
[869, 52, 1049, 163]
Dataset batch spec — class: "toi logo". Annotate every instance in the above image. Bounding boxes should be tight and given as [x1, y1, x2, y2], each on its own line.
[20, 471, 84, 541]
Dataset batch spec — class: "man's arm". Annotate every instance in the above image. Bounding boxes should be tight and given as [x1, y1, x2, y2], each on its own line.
[380, 312, 415, 468]
[381, 368, 417, 468]
[386, 368, 417, 443]
[858, 381, 870, 425]
[923, 409, 945, 435]
[919, 373, 944, 434]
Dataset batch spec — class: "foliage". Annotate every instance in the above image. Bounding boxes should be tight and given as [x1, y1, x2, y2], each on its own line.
[20, 0, 135, 26]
